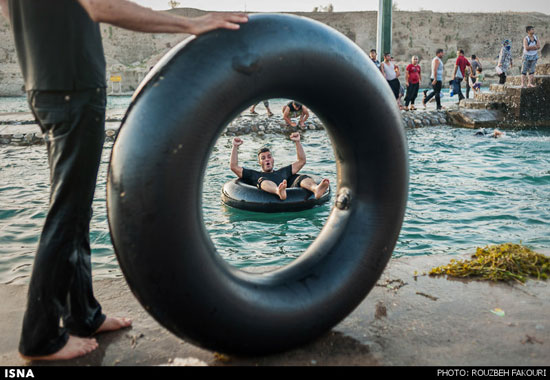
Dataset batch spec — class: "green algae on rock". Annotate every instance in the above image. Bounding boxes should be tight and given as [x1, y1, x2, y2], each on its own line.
[429, 243, 550, 283]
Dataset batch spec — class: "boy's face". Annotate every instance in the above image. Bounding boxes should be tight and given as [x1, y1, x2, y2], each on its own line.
[258, 151, 274, 172]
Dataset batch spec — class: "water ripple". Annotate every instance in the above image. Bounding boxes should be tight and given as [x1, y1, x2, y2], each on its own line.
[2, 120, 550, 283]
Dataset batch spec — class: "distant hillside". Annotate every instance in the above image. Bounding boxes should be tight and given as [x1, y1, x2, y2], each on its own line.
[1, 8, 549, 96]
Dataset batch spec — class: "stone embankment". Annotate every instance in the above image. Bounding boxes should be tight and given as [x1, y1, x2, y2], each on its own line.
[449, 63, 550, 129]
[0, 108, 449, 146]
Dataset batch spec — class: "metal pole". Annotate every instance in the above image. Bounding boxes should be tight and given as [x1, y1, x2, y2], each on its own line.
[377, 0, 392, 57]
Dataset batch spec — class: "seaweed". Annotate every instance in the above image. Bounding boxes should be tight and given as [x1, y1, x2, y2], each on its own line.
[428, 243, 550, 283]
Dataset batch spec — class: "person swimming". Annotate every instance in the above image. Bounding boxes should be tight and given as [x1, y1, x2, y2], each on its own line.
[474, 128, 504, 138]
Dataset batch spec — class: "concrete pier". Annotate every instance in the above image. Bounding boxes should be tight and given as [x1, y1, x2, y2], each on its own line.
[1, 253, 548, 366]
[454, 63, 550, 129]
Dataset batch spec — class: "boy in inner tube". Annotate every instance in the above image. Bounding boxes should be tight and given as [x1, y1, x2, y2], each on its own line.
[230, 132, 330, 200]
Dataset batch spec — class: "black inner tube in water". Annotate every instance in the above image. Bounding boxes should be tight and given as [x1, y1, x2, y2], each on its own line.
[107, 13, 408, 355]
[221, 177, 331, 213]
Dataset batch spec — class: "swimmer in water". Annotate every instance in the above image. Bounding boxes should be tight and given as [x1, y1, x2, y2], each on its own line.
[474, 128, 504, 138]
[230, 132, 330, 200]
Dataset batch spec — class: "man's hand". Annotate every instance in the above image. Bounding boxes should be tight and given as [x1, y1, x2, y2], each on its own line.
[187, 12, 248, 35]
[78, 0, 247, 35]
[233, 137, 243, 147]
[289, 132, 301, 142]
[230, 137, 243, 178]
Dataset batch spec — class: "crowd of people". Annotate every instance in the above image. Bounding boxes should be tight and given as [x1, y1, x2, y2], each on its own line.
[369, 25, 542, 111]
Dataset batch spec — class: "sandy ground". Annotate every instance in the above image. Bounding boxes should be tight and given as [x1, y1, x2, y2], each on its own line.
[0, 253, 548, 367]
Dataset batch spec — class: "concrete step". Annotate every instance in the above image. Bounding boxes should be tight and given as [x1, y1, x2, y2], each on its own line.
[535, 63, 550, 75]
[489, 84, 506, 93]
[477, 93, 510, 103]
[460, 99, 487, 109]
[460, 98, 507, 111]
[506, 75, 550, 87]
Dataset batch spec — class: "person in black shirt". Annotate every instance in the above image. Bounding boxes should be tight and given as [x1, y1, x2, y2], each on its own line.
[282, 101, 310, 127]
[230, 132, 330, 200]
[1, 0, 247, 362]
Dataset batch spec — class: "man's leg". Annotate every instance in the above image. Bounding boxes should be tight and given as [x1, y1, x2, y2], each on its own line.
[528, 60, 537, 87]
[456, 78, 464, 101]
[20, 88, 130, 360]
[404, 86, 411, 107]
[263, 100, 273, 116]
[19, 89, 105, 358]
[258, 178, 287, 200]
[500, 72, 507, 84]
[423, 82, 436, 107]
[250, 102, 258, 114]
[434, 81, 442, 109]
[298, 177, 330, 200]
[409, 83, 419, 108]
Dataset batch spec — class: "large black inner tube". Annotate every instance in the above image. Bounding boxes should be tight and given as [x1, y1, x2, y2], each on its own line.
[221, 177, 330, 213]
[107, 13, 408, 355]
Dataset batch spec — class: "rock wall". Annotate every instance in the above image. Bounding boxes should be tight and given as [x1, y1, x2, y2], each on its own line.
[451, 63, 550, 128]
[1, 8, 549, 96]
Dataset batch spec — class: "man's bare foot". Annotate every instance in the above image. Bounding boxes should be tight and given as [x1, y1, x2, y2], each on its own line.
[20, 335, 98, 361]
[314, 178, 330, 199]
[277, 180, 287, 200]
[94, 316, 133, 334]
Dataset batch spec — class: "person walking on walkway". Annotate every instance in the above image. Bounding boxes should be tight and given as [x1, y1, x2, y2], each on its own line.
[450, 49, 471, 103]
[404, 55, 421, 110]
[423, 48, 445, 110]
[1, 0, 247, 362]
[521, 26, 541, 88]
[497, 39, 513, 84]
[381, 53, 401, 109]
[466, 54, 482, 99]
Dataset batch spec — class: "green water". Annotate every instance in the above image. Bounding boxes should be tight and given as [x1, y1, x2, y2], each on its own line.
[1, 119, 550, 284]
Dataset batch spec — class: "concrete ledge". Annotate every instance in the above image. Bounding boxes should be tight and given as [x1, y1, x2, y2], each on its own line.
[0, 253, 548, 366]
[447, 109, 505, 129]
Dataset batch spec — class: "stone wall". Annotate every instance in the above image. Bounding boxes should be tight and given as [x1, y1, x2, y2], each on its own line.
[1, 9, 549, 96]
[451, 63, 550, 128]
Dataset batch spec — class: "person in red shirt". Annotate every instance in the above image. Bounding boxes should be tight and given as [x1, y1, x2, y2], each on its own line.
[451, 49, 471, 102]
[404, 56, 422, 110]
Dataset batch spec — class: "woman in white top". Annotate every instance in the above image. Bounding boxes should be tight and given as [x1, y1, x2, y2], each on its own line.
[380, 53, 401, 108]
[522, 26, 541, 88]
